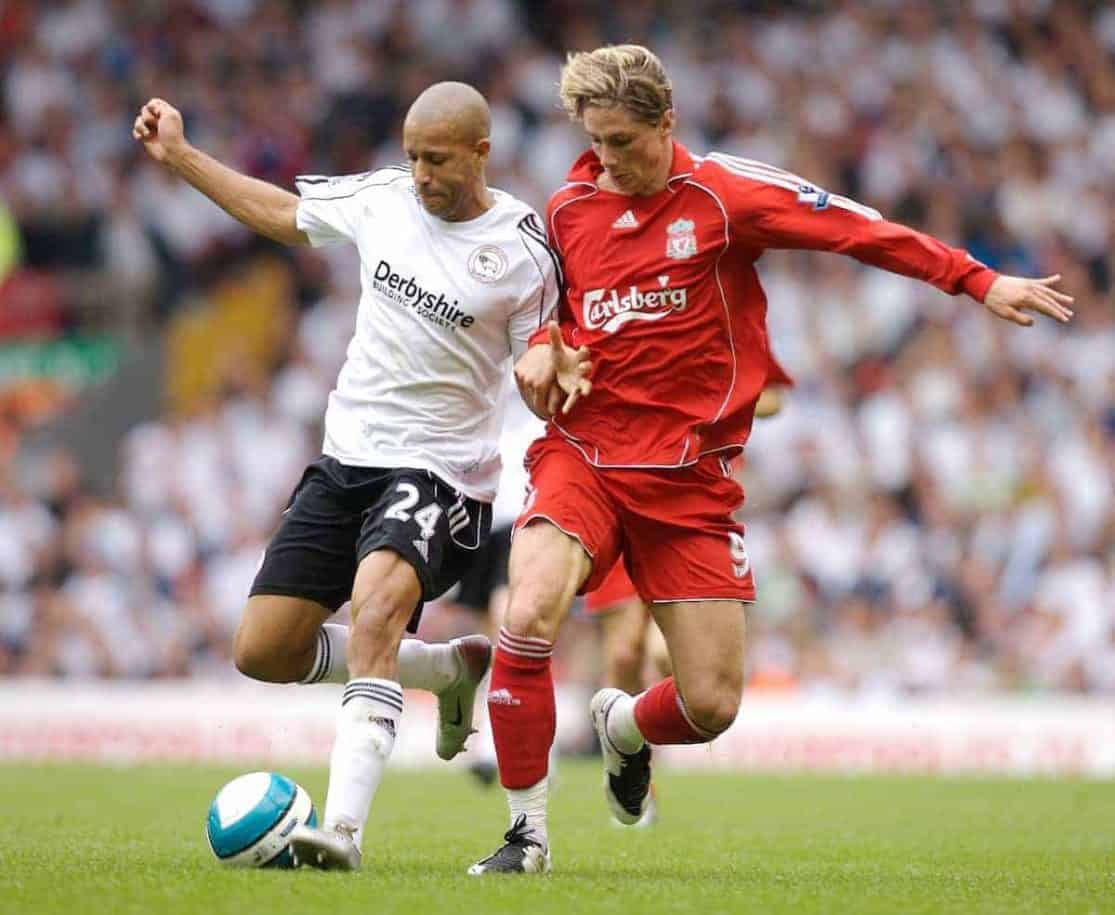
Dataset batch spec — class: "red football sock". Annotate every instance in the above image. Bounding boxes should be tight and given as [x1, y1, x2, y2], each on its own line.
[634, 677, 716, 745]
[488, 628, 555, 789]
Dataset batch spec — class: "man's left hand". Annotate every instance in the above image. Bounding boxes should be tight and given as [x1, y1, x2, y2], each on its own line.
[983, 274, 1074, 327]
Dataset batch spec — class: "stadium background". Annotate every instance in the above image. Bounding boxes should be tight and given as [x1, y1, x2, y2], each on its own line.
[0, 0, 1112, 772]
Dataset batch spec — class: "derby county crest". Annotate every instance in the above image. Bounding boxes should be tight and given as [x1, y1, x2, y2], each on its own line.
[468, 245, 509, 284]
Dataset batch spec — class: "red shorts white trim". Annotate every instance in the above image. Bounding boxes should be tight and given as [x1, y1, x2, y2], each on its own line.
[515, 435, 756, 603]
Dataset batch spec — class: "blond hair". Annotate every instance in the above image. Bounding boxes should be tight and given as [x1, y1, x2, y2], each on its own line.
[559, 44, 673, 124]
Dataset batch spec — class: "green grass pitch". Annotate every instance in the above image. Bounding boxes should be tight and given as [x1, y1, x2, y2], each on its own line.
[1, 762, 1111, 915]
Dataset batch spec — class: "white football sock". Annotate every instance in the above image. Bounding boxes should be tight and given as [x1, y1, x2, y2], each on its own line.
[302, 629, 463, 693]
[606, 692, 646, 754]
[322, 678, 402, 848]
[507, 776, 549, 848]
[396, 639, 462, 692]
[547, 739, 561, 791]
[301, 623, 349, 684]
[472, 670, 497, 764]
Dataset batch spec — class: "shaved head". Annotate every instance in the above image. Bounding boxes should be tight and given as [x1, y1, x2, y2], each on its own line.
[403, 82, 495, 221]
[404, 81, 491, 145]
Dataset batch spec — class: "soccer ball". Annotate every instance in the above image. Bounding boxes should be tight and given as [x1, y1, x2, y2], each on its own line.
[206, 771, 317, 868]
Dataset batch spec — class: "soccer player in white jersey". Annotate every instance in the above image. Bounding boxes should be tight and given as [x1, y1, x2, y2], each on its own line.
[133, 83, 589, 871]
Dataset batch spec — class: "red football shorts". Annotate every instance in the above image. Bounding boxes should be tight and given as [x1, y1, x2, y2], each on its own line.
[516, 435, 756, 603]
[583, 560, 640, 614]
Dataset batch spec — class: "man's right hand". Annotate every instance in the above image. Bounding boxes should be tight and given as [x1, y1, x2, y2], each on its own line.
[132, 98, 187, 166]
[514, 321, 593, 419]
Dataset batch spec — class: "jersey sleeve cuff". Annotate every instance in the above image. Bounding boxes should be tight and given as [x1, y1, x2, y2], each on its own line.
[527, 325, 552, 348]
[294, 201, 329, 248]
[963, 265, 999, 303]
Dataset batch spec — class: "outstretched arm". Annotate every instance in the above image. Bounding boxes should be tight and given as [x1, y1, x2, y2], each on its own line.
[133, 98, 307, 246]
[715, 155, 1073, 326]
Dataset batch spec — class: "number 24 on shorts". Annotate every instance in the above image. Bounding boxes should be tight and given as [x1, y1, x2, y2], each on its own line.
[384, 483, 442, 540]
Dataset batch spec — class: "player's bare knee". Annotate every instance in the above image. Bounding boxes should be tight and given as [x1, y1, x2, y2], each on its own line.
[503, 577, 569, 641]
[502, 577, 580, 642]
[231, 628, 262, 680]
[606, 643, 644, 690]
[502, 521, 589, 642]
[233, 627, 292, 683]
[683, 684, 742, 737]
[503, 596, 558, 642]
[233, 596, 328, 683]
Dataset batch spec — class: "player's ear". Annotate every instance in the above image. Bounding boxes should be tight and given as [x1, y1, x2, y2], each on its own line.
[474, 137, 491, 163]
[659, 110, 675, 137]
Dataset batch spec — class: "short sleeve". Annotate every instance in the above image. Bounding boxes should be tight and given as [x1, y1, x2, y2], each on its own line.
[510, 211, 562, 358]
[294, 167, 409, 247]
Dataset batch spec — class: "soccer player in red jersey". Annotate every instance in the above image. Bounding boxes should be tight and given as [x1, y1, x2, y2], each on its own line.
[467, 45, 1074, 875]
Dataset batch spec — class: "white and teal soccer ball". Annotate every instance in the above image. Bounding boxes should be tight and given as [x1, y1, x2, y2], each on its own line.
[206, 772, 317, 868]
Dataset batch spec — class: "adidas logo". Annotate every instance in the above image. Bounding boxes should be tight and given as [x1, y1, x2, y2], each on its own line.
[488, 688, 521, 706]
[612, 209, 638, 229]
[412, 539, 429, 561]
[370, 716, 398, 738]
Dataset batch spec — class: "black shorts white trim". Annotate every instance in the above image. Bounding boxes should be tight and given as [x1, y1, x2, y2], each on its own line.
[250, 456, 491, 632]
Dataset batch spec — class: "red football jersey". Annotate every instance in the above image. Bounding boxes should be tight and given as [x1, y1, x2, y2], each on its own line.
[534, 142, 997, 468]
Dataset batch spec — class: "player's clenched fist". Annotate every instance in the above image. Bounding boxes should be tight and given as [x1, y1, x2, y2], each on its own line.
[132, 98, 187, 165]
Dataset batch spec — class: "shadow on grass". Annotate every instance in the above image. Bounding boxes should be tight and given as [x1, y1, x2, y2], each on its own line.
[289, 859, 751, 883]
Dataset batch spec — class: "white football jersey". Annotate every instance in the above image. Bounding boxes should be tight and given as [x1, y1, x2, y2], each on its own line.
[295, 167, 560, 501]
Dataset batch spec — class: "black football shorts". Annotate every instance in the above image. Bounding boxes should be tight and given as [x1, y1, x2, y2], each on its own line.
[249, 456, 491, 631]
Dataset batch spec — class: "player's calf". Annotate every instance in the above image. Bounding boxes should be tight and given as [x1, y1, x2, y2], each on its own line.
[634, 677, 737, 745]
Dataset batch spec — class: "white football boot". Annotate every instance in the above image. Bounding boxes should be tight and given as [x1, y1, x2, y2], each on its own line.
[289, 823, 361, 871]
[590, 688, 653, 825]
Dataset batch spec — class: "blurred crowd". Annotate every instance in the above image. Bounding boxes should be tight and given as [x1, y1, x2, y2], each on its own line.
[0, 0, 1112, 694]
